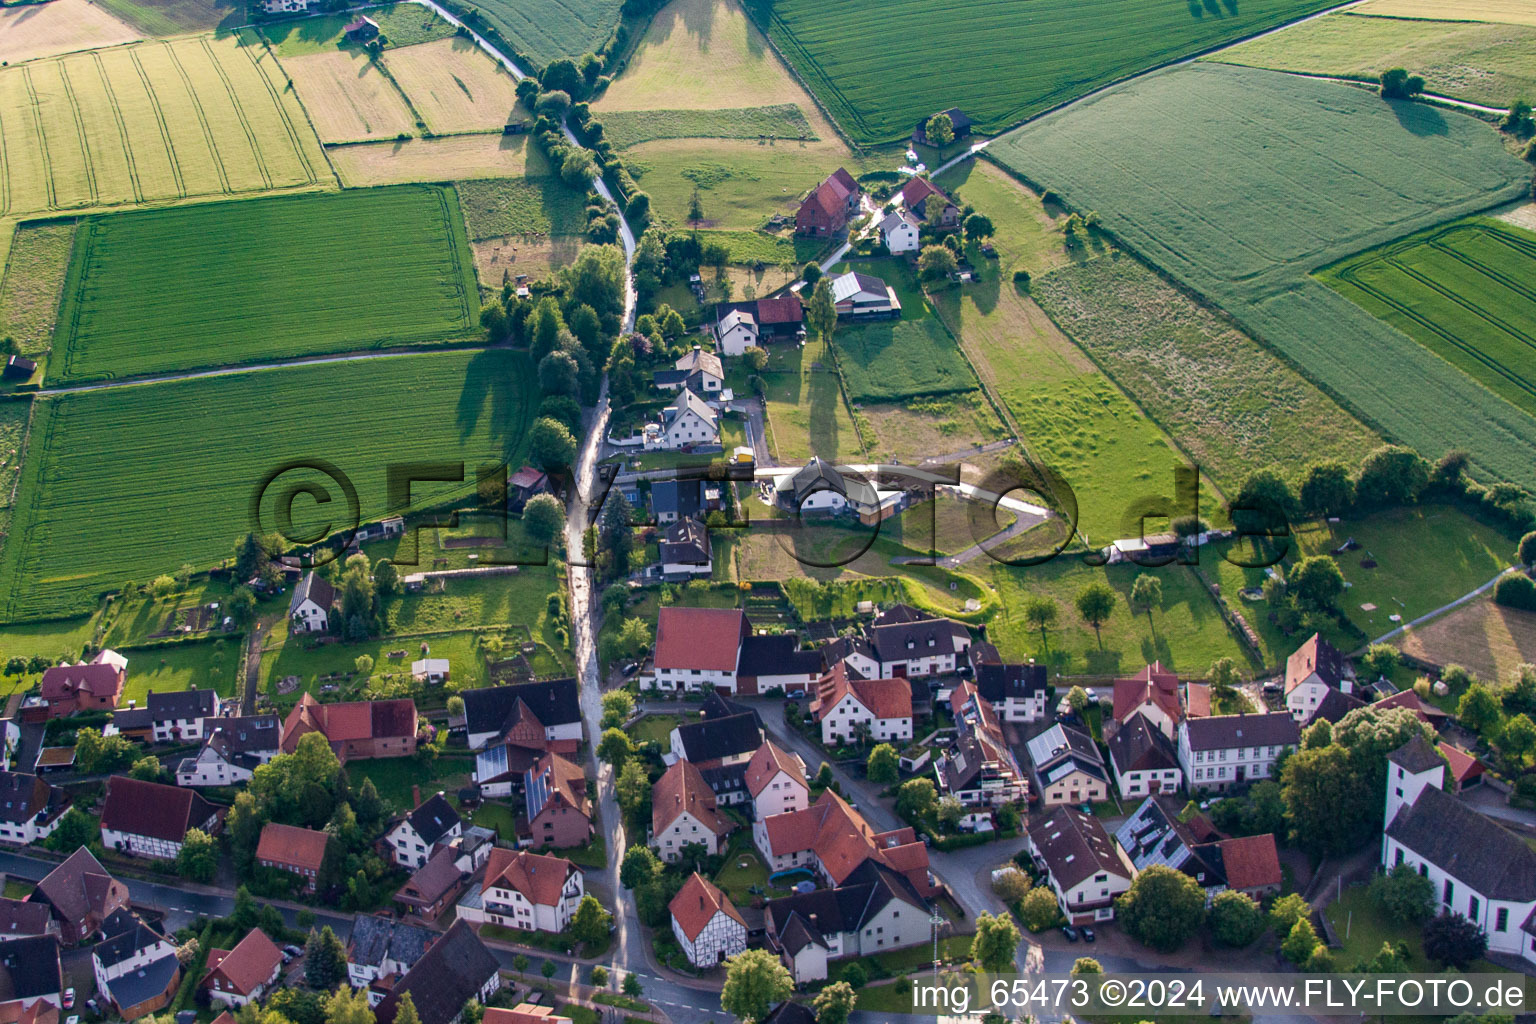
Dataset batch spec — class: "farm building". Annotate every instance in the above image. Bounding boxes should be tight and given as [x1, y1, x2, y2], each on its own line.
[912, 109, 972, 146]
[899, 177, 958, 228]
[828, 271, 900, 320]
[714, 295, 804, 355]
[794, 168, 861, 236]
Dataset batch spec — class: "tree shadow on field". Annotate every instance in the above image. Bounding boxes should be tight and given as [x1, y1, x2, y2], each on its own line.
[456, 349, 527, 459]
[1388, 98, 1449, 137]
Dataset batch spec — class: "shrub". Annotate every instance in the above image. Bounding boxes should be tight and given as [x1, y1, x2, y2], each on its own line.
[1495, 573, 1536, 612]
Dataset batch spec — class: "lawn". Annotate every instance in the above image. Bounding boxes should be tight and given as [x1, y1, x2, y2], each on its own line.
[1319, 218, 1536, 420]
[857, 395, 1008, 464]
[0, 348, 535, 622]
[347, 753, 475, 812]
[989, 62, 1536, 492]
[760, 339, 868, 462]
[0, 31, 325, 219]
[689, 230, 824, 267]
[712, 833, 768, 905]
[1208, 12, 1536, 108]
[118, 639, 241, 703]
[743, 0, 1339, 144]
[0, 221, 74, 359]
[260, 4, 455, 56]
[1032, 252, 1380, 493]
[261, 626, 487, 702]
[901, 497, 1015, 558]
[50, 187, 480, 384]
[933, 160, 1069, 279]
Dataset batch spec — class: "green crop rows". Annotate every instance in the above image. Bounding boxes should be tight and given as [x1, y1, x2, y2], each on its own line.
[1320, 219, 1536, 420]
[743, 0, 1336, 145]
[0, 349, 535, 621]
[50, 186, 480, 385]
[989, 63, 1536, 489]
[601, 105, 816, 150]
[468, 0, 623, 67]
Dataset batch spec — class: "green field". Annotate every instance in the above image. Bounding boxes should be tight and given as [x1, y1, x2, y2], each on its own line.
[0, 349, 534, 621]
[693, 230, 824, 266]
[119, 639, 240, 703]
[1033, 253, 1380, 491]
[0, 221, 75, 358]
[1209, 12, 1536, 109]
[455, 178, 590, 241]
[93, 0, 236, 36]
[260, 3, 456, 55]
[602, 105, 816, 149]
[744, 0, 1339, 145]
[989, 63, 1536, 490]
[1319, 218, 1536, 419]
[0, 401, 31, 537]
[50, 187, 479, 384]
[466, 0, 623, 67]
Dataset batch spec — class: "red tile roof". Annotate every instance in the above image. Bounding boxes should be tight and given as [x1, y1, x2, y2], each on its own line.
[1111, 662, 1182, 724]
[899, 175, 947, 209]
[744, 741, 805, 798]
[669, 872, 745, 943]
[654, 607, 747, 672]
[1184, 682, 1211, 718]
[1216, 834, 1282, 892]
[40, 662, 123, 703]
[204, 929, 282, 997]
[652, 760, 731, 838]
[1375, 689, 1447, 725]
[759, 790, 931, 893]
[813, 662, 911, 722]
[281, 694, 417, 752]
[1439, 742, 1485, 785]
[482, 848, 578, 907]
[754, 294, 802, 325]
[1285, 633, 1346, 695]
[256, 823, 329, 873]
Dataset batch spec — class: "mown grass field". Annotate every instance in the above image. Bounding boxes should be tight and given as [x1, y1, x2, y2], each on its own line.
[745, 0, 1338, 145]
[384, 37, 523, 136]
[0, 401, 31, 538]
[759, 339, 866, 461]
[1033, 253, 1380, 491]
[602, 105, 815, 149]
[0, 348, 535, 621]
[691, 230, 823, 267]
[989, 63, 1536, 491]
[92, 0, 236, 36]
[0, 221, 74, 358]
[0, 0, 139, 65]
[456, 178, 589, 240]
[1319, 218, 1536, 420]
[1353, 0, 1536, 24]
[468, 0, 623, 67]
[282, 49, 418, 143]
[1396, 591, 1536, 684]
[0, 31, 326, 218]
[51, 187, 479, 384]
[120, 638, 240, 703]
[261, 4, 455, 57]
[1209, 13, 1536, 108]
[327, 132, 553, 187]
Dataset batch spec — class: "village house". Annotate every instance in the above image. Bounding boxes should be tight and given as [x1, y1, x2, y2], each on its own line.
[828, 271, 901, 319]
[1108, 662, 1185, 740]
[1284, 633, 1354, 721]
[1106, 715, 1183, 800]
[937, 682, 1026, 807]
[1373, 687, 1450, 729]
[255, 823, 330, 893]
[0, 898, 56, 943]
[763, 859, 930, 984]
[374, 920, 501, 1024]
[652, 760, 733, 862]
[386, 793, 462, 870]
[345, 915, 437, 1002]
[753, 790, 935, 897]
[394, 848, 471, 922]
[899, 177, 960, 229]
[1025, 723, 1109, 806]
[1027, 805, 1135, 924]
[967, 643, 1049, 722]
[91, 911, 179, 1020]
[40, 651, 126, 718]
[745, 740, 808, 821]
[670, 873, 747, 969]
[288, 573, 334, 634]
[659, 518, 712, 580]
[794, 168, 860, 237]
[456, 849, 583, 934]
[812, 662, 913, 746]
[203, 928, 283, 1007]
[146, 688, 221, 743]
[175, 716, 280, 787]
[100, 775, 220, 860]
[0, 936, 62, 1010]
[654, 347, 724, 395]
[769, 457, 903, 525]
[281, 693, 418, 760]
[649, 607, 749, 693]
[30, 848, 129, 943]
[912, 108, 973, 146]
[650, 478, 705, 525]
[261, 0, 310, 12]
[1382, 734, 1536, 965]
[865, 604, 972, 679]
[462, 678, 582, 752]
[0, 772, 67, 846]
[648, 388, 719, 451]
[713, 295, 804, 356]
[670, 711, 763, 775]
[1178, 712, 1300, 792]
[1114, 796, 1281, 902]
[523, 752, 593, 850]
[878, 209, 920, 254]
[410, 659, 450, 685]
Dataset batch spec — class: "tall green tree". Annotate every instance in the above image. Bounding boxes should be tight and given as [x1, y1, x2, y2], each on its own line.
[720, 949, 793, 1023]
[305, 927, 347, 990]
[1075, 581, 1116, 646]
[970, 911, 1021, 972]
[1115, 865, 1205, 952]
[866, 743, 899, 784]
[1023, 596, 1057, 648]
[807, 278, 837, 345]
[1129, 575, 1163, 631]
[813, 982, 857, 1024]
[924, 112, 954, 147]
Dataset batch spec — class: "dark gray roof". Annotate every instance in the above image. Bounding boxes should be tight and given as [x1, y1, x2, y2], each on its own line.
[738, 635, 821, 679]
[0, 935, 61, 1001]
[1388, 734, 1444, 774]
[94, 913, 168, 970]
[660, 518, 710, 565]
[347, 914, 395, 968]
[204, 715, 282, 767]
[1304, 687, 1366, 726]
[147, 689, 218, 721]
[375, 920, 498, 1024]
[1108, 715, 1179, 775]
[1182, 712, 1299, 752]
[0, 771, 65, 826]
[762, 1003, 817, 1024]
[405, 793, 460, 846]
[110, 708, 155, 730]
[1386, 782, 1536, 900]
[1112, 796, 1224, 886]
[868, 615, 968, 664]
[290, 572, 335, 615]
[0, 898, 51, 939]
[652, 479, 703, 519]
[462, 679, 581, 736]
[765, 860, 924, 951]
[974, 660, 1047, 704]
[676, 712, 762, 763]
[104, 953, 178, 1012]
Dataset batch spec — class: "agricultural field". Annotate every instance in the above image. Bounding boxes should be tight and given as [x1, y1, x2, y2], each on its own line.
[856, 397, 1008, 464]
[1032, 253, 1380, 491]
[1318, 218, 1536, 420]
[92, 0, 236, 36]
[260, 4, 456, 57]
[601, 106, 816, 149]
[50, 186, 479, 384]
[1396, 592, 1536, 684]
[327, 132, 554, 187]
[989, 62, 1536, 491]
[456, 177, 589, 283]
[0, 401, 31, 537]
[467, 0, 623, 67]
[934, 161, 1069, 279]
[1353, 0, 1536, 24]
[0, 348, 536, 622]
[0, 0, 139, 65]
[0, 31, 327, 218]
[383, 37, 523, 136]
[746, 0, 1339, 145]
[1209, 13, 1536, 108]
[0, 220, 74, 358]
[693, 230, 823, 267]
[281, 49, 417, 143]
[759, 339, 867, 462]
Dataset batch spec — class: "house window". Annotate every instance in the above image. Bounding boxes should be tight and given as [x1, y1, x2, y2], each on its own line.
[1498, 908, 1509, 932]
[1469, 896, 1479, 921]
[1444, 880, 1455, 905]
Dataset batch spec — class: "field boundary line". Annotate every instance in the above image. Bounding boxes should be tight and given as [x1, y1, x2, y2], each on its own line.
[55, 60, 100, 206]
[19, 67, 58, 210]
[51, 217, 99, 384]
[1364, 567, 1515, 650]
[245, 30, 340, 188]
[127, 48, 187, 198]
[238, 31, 323, 187]
[161, 40, 233, 195]
[0, 91, 10, 216]
[89, 52, 145, 204]
[373, 51, 434, 137]
[199, 36, 273, 191]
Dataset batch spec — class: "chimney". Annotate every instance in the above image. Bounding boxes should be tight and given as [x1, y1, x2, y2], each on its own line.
[411, 785, 421, 807]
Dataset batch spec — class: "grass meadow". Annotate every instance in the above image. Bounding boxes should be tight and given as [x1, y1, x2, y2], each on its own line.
[456, 178, 590, 239]
[1353, 0, 1536, 24]
[466, 0, 623, 67]
[1209, 12, 1536, 108]
[758, 339, 867, 461]
[990, 63, 1536, 491]
[743, 0, 1338, 144]
[50, 186, 479, 383]
[281, 49, 418, 143]
[601, 105, 815, 149]
[327, 132, 554, 187]
[383, 37, 523, 137]
[0, 349, 535, 621]
[1319, 218, 1536, 420]
[0, 221, 74, 359]
[0, 31, 326, 218]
